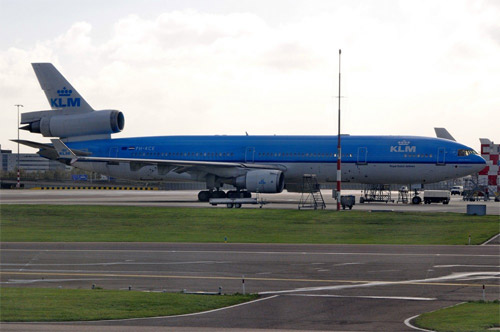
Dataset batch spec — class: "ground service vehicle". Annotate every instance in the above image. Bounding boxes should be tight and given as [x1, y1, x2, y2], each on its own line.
[424, 190, 451, 204]
[450, 186, 463, 195]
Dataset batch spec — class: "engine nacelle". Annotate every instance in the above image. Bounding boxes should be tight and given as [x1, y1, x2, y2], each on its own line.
[21, 110, 124, 138]
[236, 170, 285, 193]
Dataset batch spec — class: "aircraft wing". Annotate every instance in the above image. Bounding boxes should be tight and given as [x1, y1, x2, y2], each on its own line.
[50, 139, 283, 171]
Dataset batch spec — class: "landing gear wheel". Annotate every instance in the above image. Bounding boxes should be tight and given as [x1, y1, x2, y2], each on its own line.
[212, 191, 226, 199]
[198, 191, 210, 202]
[226, 203, 234, 208]
[412, 196, 422, 205]
[227, 191, 240, 199]
[243, 191, 251, 198]
[235, 203, 242, 208]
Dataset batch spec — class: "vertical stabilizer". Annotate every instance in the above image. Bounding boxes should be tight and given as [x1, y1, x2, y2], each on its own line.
[32, 63, 93, 113]
[434, 128, 456, 141]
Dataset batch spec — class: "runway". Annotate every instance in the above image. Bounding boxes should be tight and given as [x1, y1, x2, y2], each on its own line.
[1, 190, 499, 330]
[1, 189, 499, 214]
[1, 242, 499, 331]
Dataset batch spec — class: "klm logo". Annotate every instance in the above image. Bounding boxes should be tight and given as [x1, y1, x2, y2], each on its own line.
[390, 140, 416, 153]
[50, 87, 81, 108]
[258, 179, 267, 185]
[60, 148, 71, 156]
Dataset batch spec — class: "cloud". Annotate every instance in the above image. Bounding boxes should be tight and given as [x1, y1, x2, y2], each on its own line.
[1, 3, 499, 152]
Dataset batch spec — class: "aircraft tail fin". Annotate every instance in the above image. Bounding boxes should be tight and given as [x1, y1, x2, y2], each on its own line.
[434, 128, 456, 141]
[32, 63, 93, 113]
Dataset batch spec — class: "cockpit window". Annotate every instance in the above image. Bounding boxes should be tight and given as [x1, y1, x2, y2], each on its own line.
[458, 149, 477, 156]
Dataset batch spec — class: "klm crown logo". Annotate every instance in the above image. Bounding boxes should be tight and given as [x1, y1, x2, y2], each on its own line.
[57, 87, 72, 97]
[51, 87, 80, 108]
[60, 148, 71, 156]
[391, 140, 416, 153]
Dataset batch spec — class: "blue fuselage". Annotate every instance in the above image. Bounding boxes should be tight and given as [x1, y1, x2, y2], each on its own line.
[65, 135, 485, 186]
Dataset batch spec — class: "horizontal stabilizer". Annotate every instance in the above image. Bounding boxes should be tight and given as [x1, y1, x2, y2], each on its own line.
[10, 139, 53, 150]
[434, 128, 456, 141]
[51, 139, 78, 163]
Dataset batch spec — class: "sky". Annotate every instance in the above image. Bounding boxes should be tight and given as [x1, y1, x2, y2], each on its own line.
[1, 0, 498, 153]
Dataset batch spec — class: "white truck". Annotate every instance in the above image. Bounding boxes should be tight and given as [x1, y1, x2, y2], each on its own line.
[423, 190, 451, 204]
[450, 186, 463, 195]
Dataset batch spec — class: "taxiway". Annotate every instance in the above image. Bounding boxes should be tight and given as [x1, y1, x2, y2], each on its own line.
[1, 242, 499, 331]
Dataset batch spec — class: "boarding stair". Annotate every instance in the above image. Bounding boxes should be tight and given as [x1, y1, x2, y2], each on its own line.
[298, 174, 326, 210]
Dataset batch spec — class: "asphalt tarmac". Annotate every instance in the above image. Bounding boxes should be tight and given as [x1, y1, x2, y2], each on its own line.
[1, 189, 499, 215]
[1, 243, 499, 331]
[1, 189, 499, 331]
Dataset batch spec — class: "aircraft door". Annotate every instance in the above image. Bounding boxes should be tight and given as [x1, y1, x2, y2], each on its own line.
[245, 147, 255, 163]
[357, 147, 368, 165]
[437, 147, 446, 165]
[109, 147, 119, 157]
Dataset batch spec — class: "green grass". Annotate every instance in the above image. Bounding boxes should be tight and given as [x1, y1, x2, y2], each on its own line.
[0, 287, 258, 322]
[0, 205, 498, 244]
[415, 301, 500, 332]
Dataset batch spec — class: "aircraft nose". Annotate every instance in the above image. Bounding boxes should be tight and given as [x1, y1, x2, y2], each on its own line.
[473, 155, 487, 173]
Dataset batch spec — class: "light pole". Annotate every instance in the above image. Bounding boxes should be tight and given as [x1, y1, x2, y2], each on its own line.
[15, 104, 23, 188]
[336, 50, 342, 211]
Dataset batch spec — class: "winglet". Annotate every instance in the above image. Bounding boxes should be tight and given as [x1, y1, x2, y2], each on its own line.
[434, 128, 456, 141]
[51, 139, 78, 164]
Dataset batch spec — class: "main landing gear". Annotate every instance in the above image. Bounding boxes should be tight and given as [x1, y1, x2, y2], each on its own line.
[198, 190, 251, 202]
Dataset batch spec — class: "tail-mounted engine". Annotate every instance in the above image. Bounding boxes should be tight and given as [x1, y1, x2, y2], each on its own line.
[20, 109, 124, 139]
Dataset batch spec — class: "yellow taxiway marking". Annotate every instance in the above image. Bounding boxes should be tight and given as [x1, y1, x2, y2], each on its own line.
[1, 271, 497, 288]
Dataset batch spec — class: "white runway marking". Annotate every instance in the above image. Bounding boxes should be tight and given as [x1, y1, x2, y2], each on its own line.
[3, 248, 498, 258]
[2, 260, 230, 267]
[481, 233, 500, 246]
[288, 294, 436, 301]
[456, 276, 500, 281]
[404, 314, 435, 332]
[434, 264, 500, 268]
[260, 271, 500, 295]
[403, 302, 467, 332]
[1, 278, 111, 284]
[333, 262, 362, 266]
[77, 295, 280, 323]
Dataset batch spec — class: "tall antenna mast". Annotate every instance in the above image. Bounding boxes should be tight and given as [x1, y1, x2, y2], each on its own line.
[336, 49, 342, 211]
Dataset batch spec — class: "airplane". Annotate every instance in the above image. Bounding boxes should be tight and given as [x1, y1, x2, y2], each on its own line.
[14, 63, 486, 204]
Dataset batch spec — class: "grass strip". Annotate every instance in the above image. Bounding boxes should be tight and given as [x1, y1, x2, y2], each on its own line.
[414, 301, 500, 332]
[0, 205, 498, 244]
[0, 287, 257, 322]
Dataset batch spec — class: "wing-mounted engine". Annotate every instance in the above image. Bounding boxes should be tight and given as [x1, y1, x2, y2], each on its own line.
[20, 109, 124, 141]
[236, 170, 285, 193]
